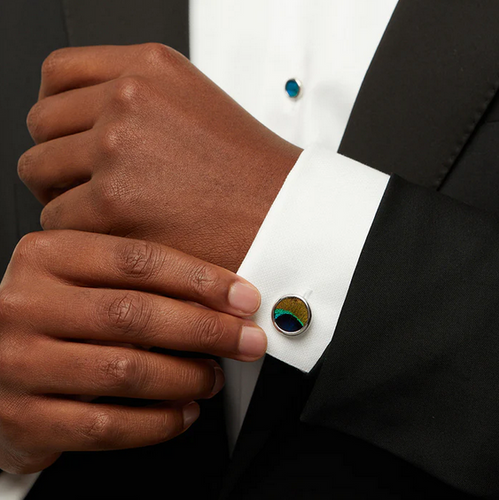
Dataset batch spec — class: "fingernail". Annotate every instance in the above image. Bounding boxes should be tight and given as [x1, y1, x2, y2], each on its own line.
[228, 282, 261, 315]
[210, 367, 225, 397]
[183, 402, 200, 428]
[239, 326, 267, 358]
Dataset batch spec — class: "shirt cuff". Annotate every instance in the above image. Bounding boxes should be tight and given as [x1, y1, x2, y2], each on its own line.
[0, 471, 40, 500]
[236, 145, 389, 372]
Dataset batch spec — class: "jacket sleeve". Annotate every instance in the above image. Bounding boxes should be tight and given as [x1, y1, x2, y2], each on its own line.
[301, 175, 499, 498]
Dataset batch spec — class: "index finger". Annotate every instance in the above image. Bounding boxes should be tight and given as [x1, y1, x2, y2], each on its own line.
[28, 230, 261, 318]
[38, 43, 181, 99]
[39, 45, 140, 99]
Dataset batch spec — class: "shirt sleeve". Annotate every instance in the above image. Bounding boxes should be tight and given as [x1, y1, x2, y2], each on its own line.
[236, 145, 389, 372]
[0, 471, 40, 500]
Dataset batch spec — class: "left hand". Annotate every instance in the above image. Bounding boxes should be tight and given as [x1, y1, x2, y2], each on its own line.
[19, 43, 302, 271]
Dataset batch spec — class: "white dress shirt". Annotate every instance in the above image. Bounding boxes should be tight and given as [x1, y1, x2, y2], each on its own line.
[0, 1, 397, 497]
[191, 0, 396, 451]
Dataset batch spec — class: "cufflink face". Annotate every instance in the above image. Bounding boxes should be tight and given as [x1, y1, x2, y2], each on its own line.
[272, 295, 311, 336]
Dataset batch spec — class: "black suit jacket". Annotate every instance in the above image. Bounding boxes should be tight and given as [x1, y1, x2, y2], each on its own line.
[2, 0, 499, 498]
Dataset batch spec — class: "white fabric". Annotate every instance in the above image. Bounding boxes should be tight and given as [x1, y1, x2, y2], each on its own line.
[0, 0, 397, 496]
[190, 0, 395, 450]
[0, 473, 40, 500]
[237, 147, 388, 372]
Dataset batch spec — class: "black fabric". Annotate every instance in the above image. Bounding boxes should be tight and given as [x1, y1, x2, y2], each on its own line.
[339, 0, 499, 190]
[302, 176, 499, 497]
[3, 0, 499, 498]
[0, 0, 67, 277]
[439, 97, 499, 215]
[227, 358, 470, 500]
[63, 0, 190, 57]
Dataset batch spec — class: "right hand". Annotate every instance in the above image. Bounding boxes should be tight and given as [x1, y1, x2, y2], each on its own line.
[0, 230, 265, 474]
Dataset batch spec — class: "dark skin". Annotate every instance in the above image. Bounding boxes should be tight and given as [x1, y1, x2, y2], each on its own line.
[19, 43, 303, 272]
[2, 42, 299, 474]
[0, 230, 264, 473]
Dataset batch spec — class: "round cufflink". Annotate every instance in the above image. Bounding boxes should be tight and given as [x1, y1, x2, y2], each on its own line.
[272, 295, 311, 337]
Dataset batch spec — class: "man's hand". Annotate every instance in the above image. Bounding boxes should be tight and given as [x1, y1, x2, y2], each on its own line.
[19, 44, 302, 271]
[0, 230, 264, 474]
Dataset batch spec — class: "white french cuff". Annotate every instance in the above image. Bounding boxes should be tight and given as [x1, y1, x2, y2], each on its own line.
[236, 145, 389, 372]
[0, 472, 41, 500]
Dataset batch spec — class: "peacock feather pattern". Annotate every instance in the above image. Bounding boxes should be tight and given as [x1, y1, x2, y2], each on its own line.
[273, 296, 310, 333]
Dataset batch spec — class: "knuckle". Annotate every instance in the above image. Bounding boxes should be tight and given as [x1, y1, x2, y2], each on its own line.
[39, 200, 62, 230]
[97, 353, 136, 392]
[12, 232, 51, 265]
[26, 102, 47, 141]
[15, 232, 41, 254]
[112, 76, 148, 109]
[103, 292, 152, 337]
[17, 149, 36, 185]
[80, 410, 115, 446]
[98, 123, 127, 156]
[39, 205, 53, 230]
[193, 312, 226, 351]
[11, 235, 34, 266]
[186, 262, 222, 297]
[117, 240, 163, 282]
[41, 49, 67, 80]
[141, 43, 176, 68]
[0, 288, 23, 324]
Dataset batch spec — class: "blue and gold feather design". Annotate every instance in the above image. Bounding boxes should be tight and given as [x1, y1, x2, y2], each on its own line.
[273, 297, 309, 333]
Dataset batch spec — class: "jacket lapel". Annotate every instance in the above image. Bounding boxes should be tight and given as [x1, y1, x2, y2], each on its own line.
[62, 0, 189, 57]
[339, 0, 499, 189]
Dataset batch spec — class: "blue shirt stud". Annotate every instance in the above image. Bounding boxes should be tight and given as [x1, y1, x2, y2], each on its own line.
[285, 78, 302, 99]
[272, 295, 311, 336]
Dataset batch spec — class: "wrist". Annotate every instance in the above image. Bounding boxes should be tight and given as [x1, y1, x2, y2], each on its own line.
[224, 142, 303, 272]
